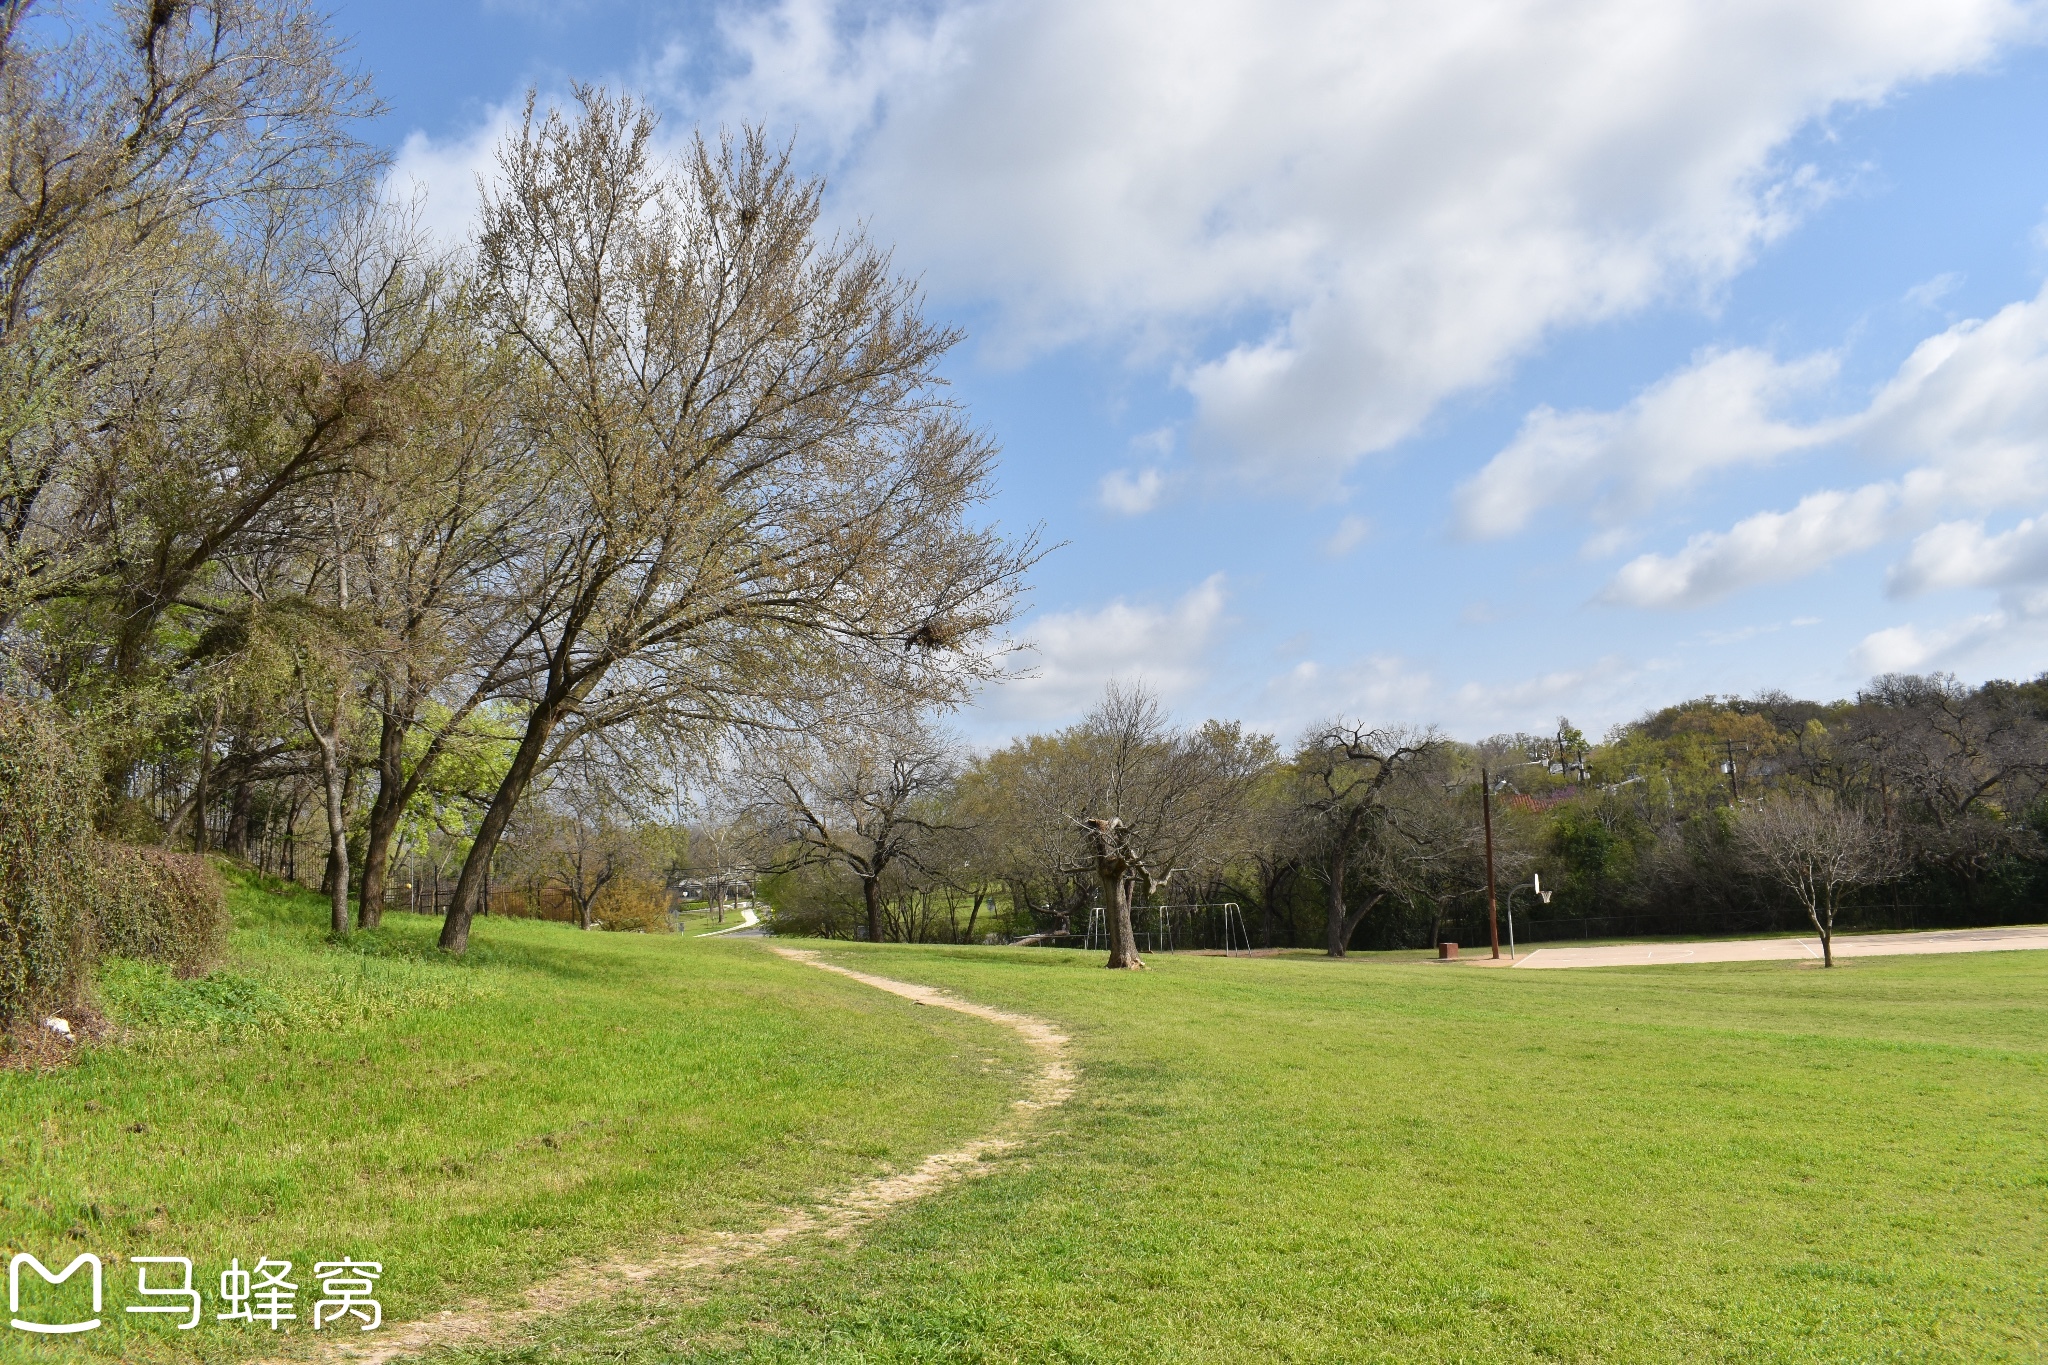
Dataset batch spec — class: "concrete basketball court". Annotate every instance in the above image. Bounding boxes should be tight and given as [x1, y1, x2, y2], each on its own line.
[1509, 924, 2048, 969]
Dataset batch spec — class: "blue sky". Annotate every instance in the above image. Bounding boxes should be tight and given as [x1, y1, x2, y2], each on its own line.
[337, 0, 2048, 743]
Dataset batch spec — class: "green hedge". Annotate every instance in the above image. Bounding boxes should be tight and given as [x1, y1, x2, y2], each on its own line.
[90, 844, 228, 976]
[0, 700, 99, 1021]
[0, 700, 228, 1023]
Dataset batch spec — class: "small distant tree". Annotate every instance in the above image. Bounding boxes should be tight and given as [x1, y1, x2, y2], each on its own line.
[526, 761, 656, 931]
[1738, 795, 1899, 967]
[739, 723, 956, 944]
[1007, 684, 1262, 971]
[1294, 722, 1441, 957]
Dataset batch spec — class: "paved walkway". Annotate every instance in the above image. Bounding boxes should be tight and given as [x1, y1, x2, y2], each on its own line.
[1512, 924, 2048, 969]
[697, 901, 765, 937]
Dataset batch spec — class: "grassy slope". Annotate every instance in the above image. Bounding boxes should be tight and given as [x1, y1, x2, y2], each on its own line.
[490, 944, 2048, 1365]
[0, 875, 1030, 1363]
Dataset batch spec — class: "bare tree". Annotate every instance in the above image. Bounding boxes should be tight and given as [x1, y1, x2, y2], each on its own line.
[1000, 684, 1258, 970]
[341, 237, 539, 927]
[0, 0, 382, 628]
[1294, 722, 1442, 957]
[527, 765, 655, 931]
[1844, 674, 2048, 879]
[434, 91, 1034, 953]
[1738, 794, 1899, 967]
[739, 723, 956, 943]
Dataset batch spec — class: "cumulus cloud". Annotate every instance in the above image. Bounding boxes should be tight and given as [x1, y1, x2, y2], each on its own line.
[1888, 515, 2048, 595]
[1097, 466, 1166, 515]
[1457, 348, 1846, 538]
[1857, 283, 2048, 506]
[678, 0, 2035, 487]
[1603, 484, 1898, 608]
[387, 109, 523, 246]
[1095, 426, 1177, 515]
[1853, 610, 2024, 674]
[1452, 276, 2048, 606]
[974, 574, 1229, 727]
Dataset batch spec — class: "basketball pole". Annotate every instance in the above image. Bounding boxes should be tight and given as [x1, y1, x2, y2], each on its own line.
[1483, 763, 1501, 959]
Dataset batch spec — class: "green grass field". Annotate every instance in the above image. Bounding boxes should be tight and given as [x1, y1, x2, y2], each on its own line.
[5, 878, 2045, 1362]
[0, 875, 1028, 1363]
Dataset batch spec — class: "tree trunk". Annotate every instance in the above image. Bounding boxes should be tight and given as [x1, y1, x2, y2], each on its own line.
[306, 711, 351, 937]
[863, 874, 883, 943]
[1099, 865, 1145, 970]
[1323, 853, 1349, 957]
[357, 696, 410, 931]
[439, 681, 577, 953]
[191, 694, 225, 853]
[282, 786, 300, 882]
[224, 775, 253, 860]
[1812, 897, 1834, 968]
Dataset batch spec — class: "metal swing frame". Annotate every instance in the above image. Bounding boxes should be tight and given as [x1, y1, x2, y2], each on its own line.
[1083, 901, 1253, 956]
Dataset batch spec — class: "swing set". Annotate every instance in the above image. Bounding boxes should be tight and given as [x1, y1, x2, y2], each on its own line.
[1082, 902, 1253, 956]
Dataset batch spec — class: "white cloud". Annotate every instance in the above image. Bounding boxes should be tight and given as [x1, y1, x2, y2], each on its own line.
[1888, 515, 2048, 595]
[1853, 610, 2019, 674]
[1457, 348, 1846, 538]
[682, 0, 2036, 488]
[387, 104, 527, 246]
[1458, 276, 2048, 606]
[1903, 271, 1963, 309]
[1857, 285, 2048, 506]
[1696, 615, 1824, 646]
[1603, 484, 1898, 609]
[1255, 651, 1656, 741]
[1322, 514, 1372, 558]
[975, 573, 1229, 726]
[1095, 425, 1179, 515]
[1097, 466, 1166, 515]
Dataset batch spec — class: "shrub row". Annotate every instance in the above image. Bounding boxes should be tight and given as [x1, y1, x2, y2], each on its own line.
[0, 701, 228, 1023]
[91, 844, 228, 976]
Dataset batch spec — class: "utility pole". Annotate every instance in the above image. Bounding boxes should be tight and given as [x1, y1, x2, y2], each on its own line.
[1482, 764, 1500, 959]
[1723, 739, 1741, 803]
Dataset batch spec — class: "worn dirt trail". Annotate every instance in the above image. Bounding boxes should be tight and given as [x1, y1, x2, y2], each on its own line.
[260, 946, 1073, 1364]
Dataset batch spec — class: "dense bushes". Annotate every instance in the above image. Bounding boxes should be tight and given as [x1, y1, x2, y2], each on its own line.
[91, 846, 229, 976]
[491, 875, 675, 933]
[0, 702, 230, 1023]
[0, 702, 100, 1020]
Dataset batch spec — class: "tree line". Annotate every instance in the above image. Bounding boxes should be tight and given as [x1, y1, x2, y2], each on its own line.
[0, 1, 1033, 956]
[740, 674, 2048, 968]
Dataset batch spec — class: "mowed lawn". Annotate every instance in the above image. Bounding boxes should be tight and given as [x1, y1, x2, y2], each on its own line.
[483, 940, 2048, 1365]
[0, 876, 1031, 1364]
